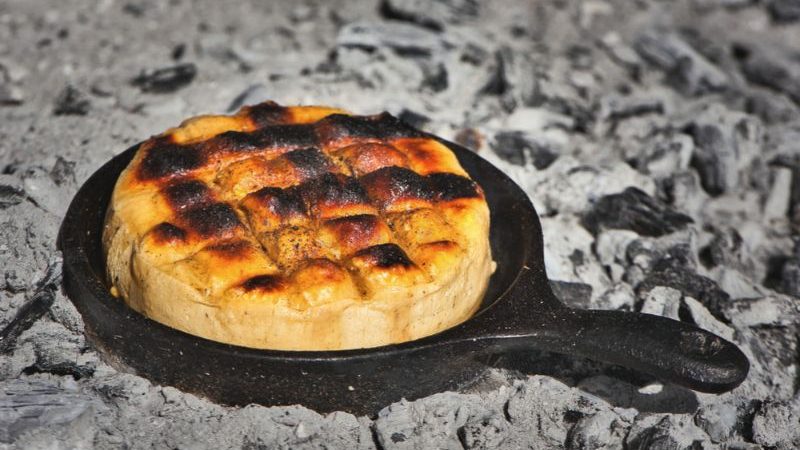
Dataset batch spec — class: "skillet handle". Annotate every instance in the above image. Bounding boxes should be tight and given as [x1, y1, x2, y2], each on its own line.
[457, 269, 749, 393]
[543, 308, 750, 393]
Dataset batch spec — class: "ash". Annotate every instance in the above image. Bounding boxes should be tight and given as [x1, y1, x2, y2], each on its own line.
[1, 0, 800, 448]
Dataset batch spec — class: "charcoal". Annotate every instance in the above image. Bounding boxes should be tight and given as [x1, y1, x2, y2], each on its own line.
[226, 83, 270, 112]
[767, 0, 800, 22]
[336, 21, 443, 57]
[490, 131, 558, 168]
[0, 83, 24, 106]
[458, 416, 508, 449]
[582, 187, 692, 237]
[751, 399, 800, 448]
[600, 96, 664, 122]
[419, 62, 448, 92]
[131, 63, 197, 93]
[0, 175, 25, 208]
[53, 86, 90, 115]
[636, 258, 731, 320]
[49, 156, 75, 187]
[634, 31, 728, 95]
[380, 0, 479, 31]
[739, 48, 800, 105]
[694, 403, 740, 443]
[549, 280, 593, 309]
[0, 378, 101, 445]
[397, 109, 430, 129]
[626, 415, 711, 450]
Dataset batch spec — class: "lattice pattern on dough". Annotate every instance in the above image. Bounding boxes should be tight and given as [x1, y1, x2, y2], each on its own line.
[116, 102, 485, 307]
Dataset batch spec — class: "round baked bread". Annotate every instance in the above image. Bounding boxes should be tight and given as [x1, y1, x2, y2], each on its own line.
[103, 101, 494, 350]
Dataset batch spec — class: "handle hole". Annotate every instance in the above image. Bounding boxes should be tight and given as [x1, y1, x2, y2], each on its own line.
[680, 330, 724, 357]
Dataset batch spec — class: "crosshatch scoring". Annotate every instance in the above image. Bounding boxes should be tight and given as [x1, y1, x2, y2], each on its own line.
[103, 101, 495, 350]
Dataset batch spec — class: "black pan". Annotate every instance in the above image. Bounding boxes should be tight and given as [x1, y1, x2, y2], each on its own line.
[58, 139, 749, 416]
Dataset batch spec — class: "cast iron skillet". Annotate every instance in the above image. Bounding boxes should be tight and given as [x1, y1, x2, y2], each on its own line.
[58, 139, 749, 415]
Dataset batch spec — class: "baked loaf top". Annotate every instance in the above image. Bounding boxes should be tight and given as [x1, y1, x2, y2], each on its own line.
[103, 101, 494, 350]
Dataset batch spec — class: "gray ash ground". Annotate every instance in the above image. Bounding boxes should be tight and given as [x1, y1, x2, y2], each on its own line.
[1, 0, 799, 448]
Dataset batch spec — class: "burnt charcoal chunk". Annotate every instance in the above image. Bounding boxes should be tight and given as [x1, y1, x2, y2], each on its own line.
[428, 172, 480, 201]
[768, 0, 800, 23]
[355, 243, 414, 268]
[634, 32, 727, 96]
[490, 131, 558, 168]
[739, 50, 800, 105]
[283, 148, 331, 179]
[688, 124, 728, 196]
[243, 101, 290, 127]
[781, 260, 800, 298]
[316, 113, 424, 142]
[180, 203, 241, 237]
[53, 86, 90, 116]
[636, 259, 730, 320]
[380, 0, 480, 31]
[163, 180, 211, 210]
[241, 274, 286, 292]
[420, 63, 448, 92]
[549, 280, 593, 309]
[361, 166, 433, 206]
[0, 176, 25, 208]
[138, 139, 204, 180]
[582, 187, 692, 237]
[132, 63, 197, 93]
[398, 109, 431, 129]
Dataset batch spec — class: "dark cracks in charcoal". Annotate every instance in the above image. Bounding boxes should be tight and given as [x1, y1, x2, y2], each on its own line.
[636, 258, 731, 321]
[0, 289, 55, 354]
[53, 86, 91, 116]
[634, 31, 728, 96]
[131, 63, 197, 93]
[490, 131, 558, 169]
[379, 0, 479, 31]
[582, 187, 693, 237]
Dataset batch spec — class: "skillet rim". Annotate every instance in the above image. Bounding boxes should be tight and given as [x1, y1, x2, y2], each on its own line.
[59, 137, 541, 363]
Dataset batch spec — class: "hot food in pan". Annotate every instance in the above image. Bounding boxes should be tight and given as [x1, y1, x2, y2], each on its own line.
[103, 101, 495, 350]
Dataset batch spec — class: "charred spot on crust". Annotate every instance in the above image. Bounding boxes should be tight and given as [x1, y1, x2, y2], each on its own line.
[163, 179, 211, 210]
[283, 147, 331, 179]
[300, 173, 370, 210]
[252, 124, 318, 149]
[150, 222, 186, 243]
[203, 125, 318, 155]
[427, 172, 481, 201]
[242, 101, 290, 128]
[138, 137, 205, 180]
[241, 274, 286, 292]
[203, 239, 253, 259]
[360, 166, 433, 207]
[208, 130, 264, 152]
[180, 202, 241, 237]
[247, 186, 308, 219]
[353, 243, 414, 268]
[323, 214, 383, 247]
[316, 113, 424, 143]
